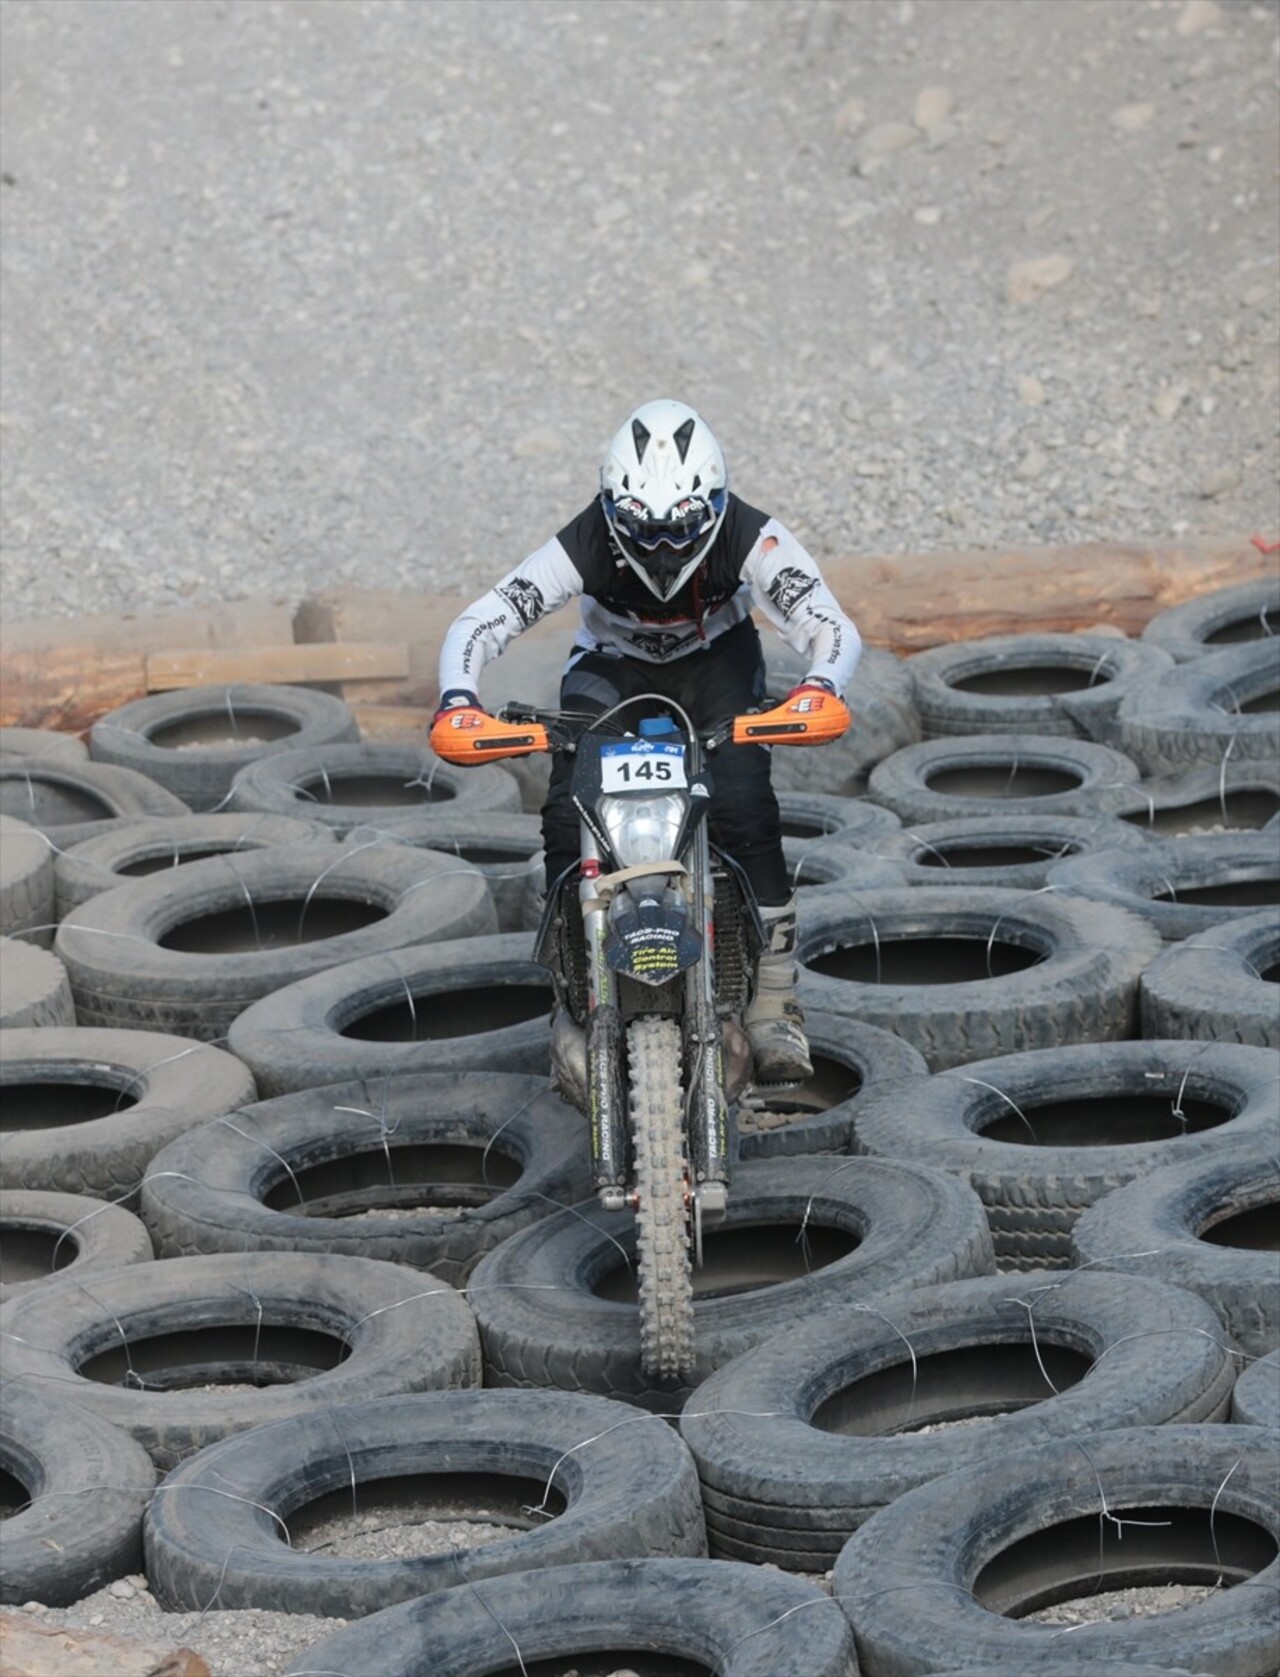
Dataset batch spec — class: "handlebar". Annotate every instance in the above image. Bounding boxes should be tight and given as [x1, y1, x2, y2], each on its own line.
[431, 690, 851, 767]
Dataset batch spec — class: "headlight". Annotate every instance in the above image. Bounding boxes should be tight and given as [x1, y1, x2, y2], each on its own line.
[599, 793, 685, 868]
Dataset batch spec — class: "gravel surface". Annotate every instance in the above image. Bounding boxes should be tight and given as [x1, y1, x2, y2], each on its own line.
[1, 0, 1277, 626]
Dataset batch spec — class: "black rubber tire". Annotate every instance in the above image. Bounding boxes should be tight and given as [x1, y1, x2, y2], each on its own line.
[1048, 832, 1280, 940]
[849, 1038, 1280, 1269]
[145, 1387, 707, 1617]
[89, 680, 360, 811]
[1069, 1140, 1280, 1358]
[0, 759, 189, 835]
[88, 683, 361, 812]
[282, 1556, 858, 1677]
[795, 885, 1162, 1071]
[0, 935, 75, 1029]
[627, 1017, 696, 1383]
[680, 1269, 1238, 1568]
[777, 791, 903, 847]
[1231, 1348, 1280, 1429]
[767, 644, 922, 797]
[1115, 641, 1280, 776]
[736, 1009, 930, 1161]
[871, 812, 1152, 891]
[1115, 762, 1280, 837]
[0, 1025, 257, 1199]
[866, 732, 1143, 823]
[922, 1670, 1210, 1676]
[786, 835, 907, 895]
[140, 1071, 589, 1284]
[0, 726, 88, 764]
[227, 740, 522, 829]
[53, 811, 333, 916]
[0, 1380, 156, 1607]
[1142, 575, 1280, 663]
[0, 1249, 481, 1472]
[908, 631, 1173, 742]
[1140, 907, 1280, 1047]
[470, 1155, 993, 1413]
[54, 839, 497, 1041]
[0, 814, 55, 946]
[0, 1187, 153, 1305]
[227, 931, 551, 1095]
[832, 1424, 1280, 1677]
[352, 809, 545, 932]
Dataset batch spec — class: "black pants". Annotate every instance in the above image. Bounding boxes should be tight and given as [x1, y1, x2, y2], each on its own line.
[541, 617, 790, 906]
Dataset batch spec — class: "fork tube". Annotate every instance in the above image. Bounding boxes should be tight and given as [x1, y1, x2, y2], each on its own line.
[579, 828, 627, 1192]
[686, 819, 730, 1188]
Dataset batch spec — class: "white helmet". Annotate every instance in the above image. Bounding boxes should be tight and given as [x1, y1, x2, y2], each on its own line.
[599, 398, 729, 602]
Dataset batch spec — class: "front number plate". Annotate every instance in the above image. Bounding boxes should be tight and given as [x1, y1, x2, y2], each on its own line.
[599, 741, 687, 792]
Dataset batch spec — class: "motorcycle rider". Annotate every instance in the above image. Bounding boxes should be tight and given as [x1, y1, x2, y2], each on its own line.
[431, 397, 862, 1083]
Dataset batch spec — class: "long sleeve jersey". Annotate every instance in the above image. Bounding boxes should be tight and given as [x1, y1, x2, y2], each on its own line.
[438, 492, 862, 698]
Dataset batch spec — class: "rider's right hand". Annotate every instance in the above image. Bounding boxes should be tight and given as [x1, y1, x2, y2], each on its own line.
[430, 689, 493, 763]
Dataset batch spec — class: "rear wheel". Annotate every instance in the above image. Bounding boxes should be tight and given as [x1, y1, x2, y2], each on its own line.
[627, 1017, 695, 1384]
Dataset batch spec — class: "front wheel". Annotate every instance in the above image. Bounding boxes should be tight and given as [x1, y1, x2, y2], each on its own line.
[627, 1017, 695, 1383]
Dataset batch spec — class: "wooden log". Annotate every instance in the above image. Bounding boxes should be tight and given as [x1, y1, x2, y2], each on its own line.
[0, 1611, 210, 1677]
[0, 601, 296, 733]
[146, 641, 408, 691]
[818, 534, 1271, 650]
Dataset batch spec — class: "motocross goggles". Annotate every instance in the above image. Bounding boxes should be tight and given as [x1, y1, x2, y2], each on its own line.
[604, 489, 727, 557]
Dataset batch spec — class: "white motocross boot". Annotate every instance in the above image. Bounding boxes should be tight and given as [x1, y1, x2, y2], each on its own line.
[744, 897, 813, 1085]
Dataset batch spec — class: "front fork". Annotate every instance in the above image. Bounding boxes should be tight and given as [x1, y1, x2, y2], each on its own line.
[578, 831, 629, 1211]
[684, 821, 731, 1223]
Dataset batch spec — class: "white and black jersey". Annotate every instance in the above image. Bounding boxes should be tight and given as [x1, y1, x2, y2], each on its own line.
[438, 493, 862, 696]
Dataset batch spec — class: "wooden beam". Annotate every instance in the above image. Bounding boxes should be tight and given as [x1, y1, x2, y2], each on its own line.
[145, 642, 409, 691]
[349, 702, 435, 741]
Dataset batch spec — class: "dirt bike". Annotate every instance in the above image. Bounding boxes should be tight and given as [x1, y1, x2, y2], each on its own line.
[432, 685, 850, 1383]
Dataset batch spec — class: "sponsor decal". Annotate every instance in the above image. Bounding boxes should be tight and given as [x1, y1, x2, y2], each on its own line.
[497, 575, 546, 629]
[461, 612, 510, 673]
[766, 565, 819, 617]
[627, 627, 700, 660]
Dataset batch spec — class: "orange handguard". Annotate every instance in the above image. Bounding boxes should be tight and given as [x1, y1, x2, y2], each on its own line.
[430, 707, 551, 765]
[731, 686, 852, 747]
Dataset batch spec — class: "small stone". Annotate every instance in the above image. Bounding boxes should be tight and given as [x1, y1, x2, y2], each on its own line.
[1151, 385, 1186, 420]
[913, 85, 954, 135]
[108, 1577, 136, 1598]
[1176, 0, 1222, 34]
[1006, 253, 1074, 304]
[1111, 102, 1155, 132]
[1198, 465, 1240, 498]
[513, 428, 560, 459]
[1017, 374, 1047, 406]
[913, 205, 941, 225]
[1015, 448, 1048, 480]
[834, 97, 867, 135]
[857, 121, 920, 173]
[20, 1601, 47, 1615]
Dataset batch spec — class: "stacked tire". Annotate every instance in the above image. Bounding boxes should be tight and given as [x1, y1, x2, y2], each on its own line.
[2, 583, 1278, 1677]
